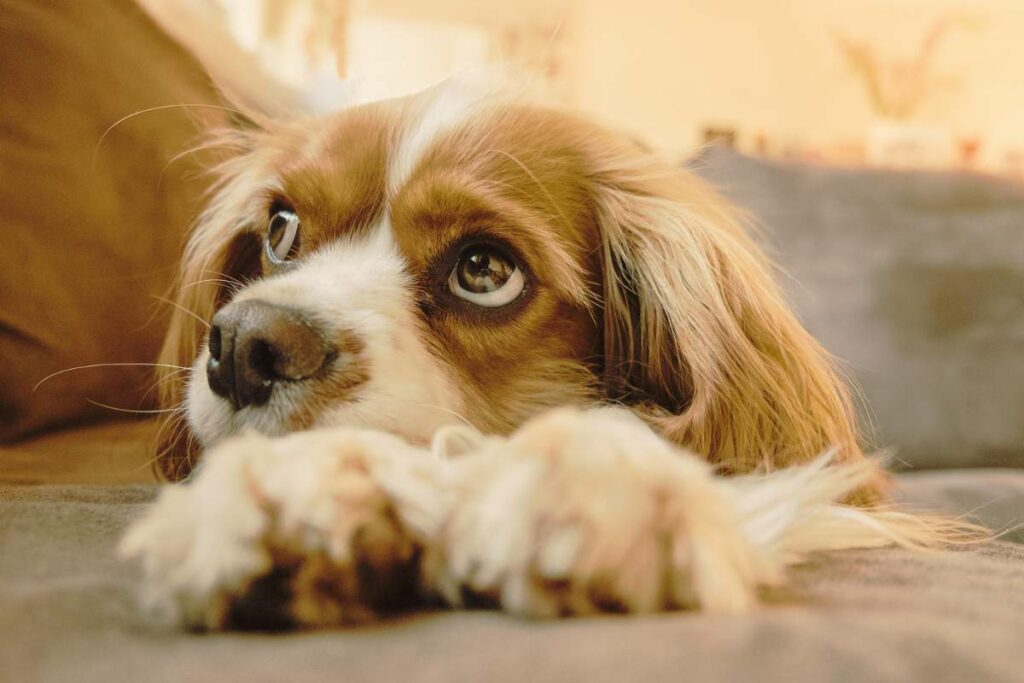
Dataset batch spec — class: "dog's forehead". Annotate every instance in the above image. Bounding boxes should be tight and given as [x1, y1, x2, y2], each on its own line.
[267, 91, 599, 303]
[280, 89, 485, 196]
[276, 106, 392, 238]
[276, 91, 590, 221]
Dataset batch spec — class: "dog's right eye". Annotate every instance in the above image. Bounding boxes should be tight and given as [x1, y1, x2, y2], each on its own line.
[266, 209, 300, 263]
[448, 245, 525, 307]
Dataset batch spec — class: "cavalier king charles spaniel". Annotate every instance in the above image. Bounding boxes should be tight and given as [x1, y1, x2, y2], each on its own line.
[122, 79, 969, 630]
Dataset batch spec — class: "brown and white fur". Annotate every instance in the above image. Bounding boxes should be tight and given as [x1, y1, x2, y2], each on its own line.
[122, 78, 973, 630]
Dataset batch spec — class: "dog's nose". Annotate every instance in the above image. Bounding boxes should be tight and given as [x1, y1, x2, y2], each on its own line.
[206, 300, 333, 409]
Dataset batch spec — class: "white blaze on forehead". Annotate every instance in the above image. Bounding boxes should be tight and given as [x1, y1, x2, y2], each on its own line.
[387, 79, 495, 196]
[241, 215, 407, 316]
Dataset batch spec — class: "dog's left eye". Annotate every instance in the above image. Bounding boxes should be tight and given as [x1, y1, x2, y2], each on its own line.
[266, 209, 300, 263]
[448, 245, 524, 307]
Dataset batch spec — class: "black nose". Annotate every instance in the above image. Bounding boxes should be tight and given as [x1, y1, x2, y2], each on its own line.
[207, 300, 333, 409]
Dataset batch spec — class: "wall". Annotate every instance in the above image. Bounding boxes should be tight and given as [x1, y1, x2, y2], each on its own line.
[211, 0, 1024, 171]
[568, 0, 1024, 168]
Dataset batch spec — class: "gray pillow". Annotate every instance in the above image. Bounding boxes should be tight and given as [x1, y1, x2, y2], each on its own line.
[691, 146, 1024, 469]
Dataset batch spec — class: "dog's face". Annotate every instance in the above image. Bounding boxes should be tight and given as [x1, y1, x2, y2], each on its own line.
[158, 82, 862, 481]
[186, 93, 604, 448]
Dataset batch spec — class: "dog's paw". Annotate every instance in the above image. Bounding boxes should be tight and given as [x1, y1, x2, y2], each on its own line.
[120, 429, 434, 630]
[428, 408, 768, 617]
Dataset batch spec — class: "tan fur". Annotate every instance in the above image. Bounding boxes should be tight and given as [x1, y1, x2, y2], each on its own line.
[117, 77, 986, 633]
[153, 90, 872, 500]
[581, 128, 868, 481]
[122, 408, 982, 629]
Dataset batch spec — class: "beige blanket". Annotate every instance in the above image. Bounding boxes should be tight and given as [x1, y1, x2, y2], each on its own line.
[2, 453, 1023, 682]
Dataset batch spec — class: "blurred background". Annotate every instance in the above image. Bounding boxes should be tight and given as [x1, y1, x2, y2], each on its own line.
[208, 0, 1022, 177]
[2, 0, 1020, 478]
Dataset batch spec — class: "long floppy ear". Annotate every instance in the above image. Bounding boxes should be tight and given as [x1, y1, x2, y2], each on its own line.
[587, 138, 875, 497]
[153, 125, 272, 481]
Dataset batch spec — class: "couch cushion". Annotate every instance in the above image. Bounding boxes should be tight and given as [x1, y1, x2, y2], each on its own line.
[0, 420, 159, 486]
[693, 147, 1024, 469]
[1, 476, 1022, 683]
[0, 0, 223, 441]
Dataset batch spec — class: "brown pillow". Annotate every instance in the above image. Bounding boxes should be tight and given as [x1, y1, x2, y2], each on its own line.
[0, 0, 223, 441]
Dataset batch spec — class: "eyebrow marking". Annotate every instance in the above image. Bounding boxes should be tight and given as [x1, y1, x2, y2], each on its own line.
[387, 79, 493, 197]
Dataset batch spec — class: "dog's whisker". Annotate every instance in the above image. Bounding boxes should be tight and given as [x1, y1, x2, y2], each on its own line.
[140, 368, 193, 404]
[199, 269, 246, 289]
[182, 278, 240, 291]
[157, 141, 238, 191]
[135, 410, 190, 476]
[151, 409, 182, 447]
[86, 399, 181, 415]
[33, 362, 189, 392]
[92, 103, 246, 170]
[138, 368, 190, 405]
[151, 295, 211, 330]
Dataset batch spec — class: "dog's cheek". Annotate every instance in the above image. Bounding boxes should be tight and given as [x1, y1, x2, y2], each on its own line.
[312, 345, 465, 444]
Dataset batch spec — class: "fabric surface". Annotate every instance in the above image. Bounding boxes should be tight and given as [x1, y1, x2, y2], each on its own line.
[0, 0, 224, 441]
[692, 147, 1024, 470]
[1, 473, 1023, 683]
[0, 419, 159, 486]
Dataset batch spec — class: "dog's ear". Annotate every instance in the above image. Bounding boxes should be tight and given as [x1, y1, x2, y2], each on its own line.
[588, 139, 869, 485]
[153, 130, 268, 481]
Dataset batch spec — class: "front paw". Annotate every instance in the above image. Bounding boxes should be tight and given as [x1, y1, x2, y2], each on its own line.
[429, 408, 765, 617]
[121, 429, 429, 630]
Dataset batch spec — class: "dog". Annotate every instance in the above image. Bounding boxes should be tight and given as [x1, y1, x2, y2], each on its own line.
[121, 78, 971, 631]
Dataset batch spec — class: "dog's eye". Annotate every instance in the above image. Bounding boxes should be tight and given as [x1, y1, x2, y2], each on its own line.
[266, 209, 300, 263]
[448, 246, 524, 307]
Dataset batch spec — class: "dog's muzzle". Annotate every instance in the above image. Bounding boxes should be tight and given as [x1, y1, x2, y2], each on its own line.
[206, 300, 334, 409]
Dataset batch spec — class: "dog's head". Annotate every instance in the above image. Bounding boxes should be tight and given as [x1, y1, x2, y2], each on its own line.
[155, 81, 861, 481]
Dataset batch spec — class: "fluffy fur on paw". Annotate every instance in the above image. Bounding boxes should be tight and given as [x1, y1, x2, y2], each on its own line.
[426, 408, 765, 615]
[120, 429, 444, 630]
[425, 408, 980, 617]
[123, 411, 983, 629]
